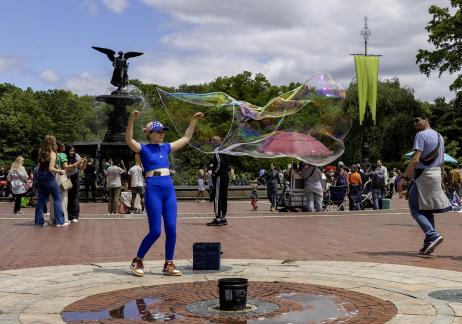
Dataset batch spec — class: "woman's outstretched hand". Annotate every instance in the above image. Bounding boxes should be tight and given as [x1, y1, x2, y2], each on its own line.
[131, 110, 141, 119]
[192, 112, 205, 120]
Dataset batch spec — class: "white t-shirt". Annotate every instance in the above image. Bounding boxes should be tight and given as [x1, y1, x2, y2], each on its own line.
[106, 166, 124, 188]
[128, 165, 144, 187]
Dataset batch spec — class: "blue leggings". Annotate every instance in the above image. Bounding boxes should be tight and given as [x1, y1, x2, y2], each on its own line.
[137, 176, 177, 260]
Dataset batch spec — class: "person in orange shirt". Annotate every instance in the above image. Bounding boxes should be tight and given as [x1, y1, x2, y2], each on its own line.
[348, 165, 362, 210]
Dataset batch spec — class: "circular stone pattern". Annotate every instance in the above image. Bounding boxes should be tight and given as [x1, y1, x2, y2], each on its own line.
[429, 289, 462, 303]
[62, 281, 397, 323]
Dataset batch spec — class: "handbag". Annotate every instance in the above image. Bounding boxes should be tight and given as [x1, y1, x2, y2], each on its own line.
[57, 173, 73, 191]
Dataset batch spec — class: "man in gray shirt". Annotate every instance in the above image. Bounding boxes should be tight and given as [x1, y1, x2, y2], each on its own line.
[398, 112, 451, 256]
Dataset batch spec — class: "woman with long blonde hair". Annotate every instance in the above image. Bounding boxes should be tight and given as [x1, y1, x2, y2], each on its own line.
[34, 135, 67, 227]
[7, 156, 28, 215]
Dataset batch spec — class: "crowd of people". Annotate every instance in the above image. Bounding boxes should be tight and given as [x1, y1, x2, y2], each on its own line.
[2, 150, 460, 219]
[0, 143, 153, 222]
[1, 110, 461, 274]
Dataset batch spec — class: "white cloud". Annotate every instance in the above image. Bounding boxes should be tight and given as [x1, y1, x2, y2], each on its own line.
[0, 55, 23, 72]
[62, 72, 109, 96]
[40, 69, 59, 84]
[133, 54, 256, 87]
[101, 0, 129, 14]
[137, 0, 455, 102]
[81, 0, 99, 16]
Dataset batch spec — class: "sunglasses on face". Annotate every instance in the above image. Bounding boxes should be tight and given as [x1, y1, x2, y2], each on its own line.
[150, 130, 164, 134]
[413, 119, 422, 123]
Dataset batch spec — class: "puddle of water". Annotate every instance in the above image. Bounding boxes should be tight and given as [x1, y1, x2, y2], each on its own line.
[62, 297, 183, 322]
[63, 293, 357, 323]
[245, 293, 357, 324]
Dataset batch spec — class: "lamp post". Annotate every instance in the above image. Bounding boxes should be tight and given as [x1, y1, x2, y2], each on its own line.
[361, 16, 371, 56]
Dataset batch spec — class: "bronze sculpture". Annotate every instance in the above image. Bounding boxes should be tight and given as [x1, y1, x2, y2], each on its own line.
[92, 46, 143, 91]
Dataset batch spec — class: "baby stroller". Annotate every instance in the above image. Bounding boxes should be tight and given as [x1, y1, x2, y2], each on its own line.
[360, 180, 373, 209]
[323, 185, 347, 211]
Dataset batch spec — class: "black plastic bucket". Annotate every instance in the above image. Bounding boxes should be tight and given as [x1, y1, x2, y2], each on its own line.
[217, 278, 248, 311]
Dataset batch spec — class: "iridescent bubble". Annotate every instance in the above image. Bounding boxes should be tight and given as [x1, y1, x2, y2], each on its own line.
[158, 72, 351, 166]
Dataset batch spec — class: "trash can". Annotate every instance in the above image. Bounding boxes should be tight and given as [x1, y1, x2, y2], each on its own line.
[218, 278, 248, 311]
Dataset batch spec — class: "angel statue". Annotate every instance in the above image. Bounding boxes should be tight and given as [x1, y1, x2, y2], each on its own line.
[92, 46, 143, 91]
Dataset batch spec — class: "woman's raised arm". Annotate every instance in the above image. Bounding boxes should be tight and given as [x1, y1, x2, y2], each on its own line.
[170, 112, 204, 152]
[125, 110, 142, 153]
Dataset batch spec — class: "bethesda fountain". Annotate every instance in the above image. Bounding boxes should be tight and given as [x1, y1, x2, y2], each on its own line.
[73, 46, 145, 169]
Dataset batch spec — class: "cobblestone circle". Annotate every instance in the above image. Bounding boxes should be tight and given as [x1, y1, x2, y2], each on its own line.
[62, 281, 397, 323]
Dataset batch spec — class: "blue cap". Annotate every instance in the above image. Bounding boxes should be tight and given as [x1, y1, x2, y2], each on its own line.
[145, 121, 169, 133]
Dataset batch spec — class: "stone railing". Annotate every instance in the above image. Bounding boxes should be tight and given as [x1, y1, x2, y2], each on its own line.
[174, 185, 268, 200]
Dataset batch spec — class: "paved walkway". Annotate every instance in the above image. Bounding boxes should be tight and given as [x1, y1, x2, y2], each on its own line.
[1, 197, 462, 323]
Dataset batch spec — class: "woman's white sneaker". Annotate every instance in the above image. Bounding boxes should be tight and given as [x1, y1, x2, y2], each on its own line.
[130, 257, 144, 277]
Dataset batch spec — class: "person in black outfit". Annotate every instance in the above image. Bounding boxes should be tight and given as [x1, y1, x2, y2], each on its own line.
[266, 163, 281, 211]
[207, 136, 230, 226]
[84, 158, 97, 202]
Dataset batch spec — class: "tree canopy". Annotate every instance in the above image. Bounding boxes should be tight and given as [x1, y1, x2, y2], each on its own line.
[416, 0, 462, 92]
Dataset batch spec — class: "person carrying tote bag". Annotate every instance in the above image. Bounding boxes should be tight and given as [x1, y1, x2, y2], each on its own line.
[50, 143, 71, 224]
[7, 156, 28, 215]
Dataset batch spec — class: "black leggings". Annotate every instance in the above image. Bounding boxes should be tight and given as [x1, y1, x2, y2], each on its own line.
[68, 173, 80, 219]
[13, 193, 23, 213]
[213, 175, 229, 218]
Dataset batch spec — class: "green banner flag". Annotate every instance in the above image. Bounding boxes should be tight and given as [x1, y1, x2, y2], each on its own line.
[354, 55, 379, 125]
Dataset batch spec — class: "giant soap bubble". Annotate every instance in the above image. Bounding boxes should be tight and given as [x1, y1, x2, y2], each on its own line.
[158, 72, 351, 166]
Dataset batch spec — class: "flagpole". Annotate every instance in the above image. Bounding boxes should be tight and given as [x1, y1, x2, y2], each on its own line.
[350, 16, 382, 168]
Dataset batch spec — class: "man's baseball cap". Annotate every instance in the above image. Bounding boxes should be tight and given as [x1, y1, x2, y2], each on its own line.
[338, 161, 345, 167]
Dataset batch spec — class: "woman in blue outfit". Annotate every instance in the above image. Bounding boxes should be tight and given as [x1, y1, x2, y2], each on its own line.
[34, 135, 67, 227]
[126, 110, 204, 277]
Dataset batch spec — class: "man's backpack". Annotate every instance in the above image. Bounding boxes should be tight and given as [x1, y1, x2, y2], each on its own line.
[372, 171, 385, 189]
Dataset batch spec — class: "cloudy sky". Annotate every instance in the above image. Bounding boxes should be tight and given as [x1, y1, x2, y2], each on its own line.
[0, 0, 456, 101]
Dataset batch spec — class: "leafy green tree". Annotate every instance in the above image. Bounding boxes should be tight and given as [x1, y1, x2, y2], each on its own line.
[416, 1, 462, 92]
[0, 85, 96, 168]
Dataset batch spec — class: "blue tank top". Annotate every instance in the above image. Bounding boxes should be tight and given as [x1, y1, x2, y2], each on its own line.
[139, 143, 171, 172]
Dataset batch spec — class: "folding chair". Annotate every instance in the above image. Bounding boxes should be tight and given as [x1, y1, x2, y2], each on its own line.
[323, 185, 347, 211]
